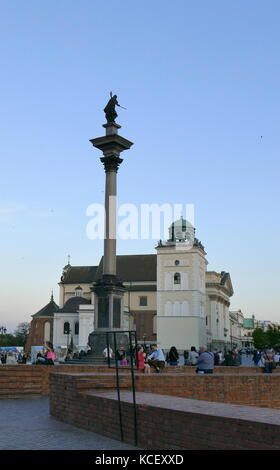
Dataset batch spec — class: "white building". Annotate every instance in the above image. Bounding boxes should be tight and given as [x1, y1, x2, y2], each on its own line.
[229, 310, 245, 349]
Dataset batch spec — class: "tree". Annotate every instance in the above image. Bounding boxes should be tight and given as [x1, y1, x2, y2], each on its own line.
[13, 322, 31, 347]
[252, 328, 266, 350]
[0, 334, 18, 347]
[265, 326, 280, 349]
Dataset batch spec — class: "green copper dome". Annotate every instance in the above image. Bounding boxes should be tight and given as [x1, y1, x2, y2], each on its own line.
[169, 217, 195, 242]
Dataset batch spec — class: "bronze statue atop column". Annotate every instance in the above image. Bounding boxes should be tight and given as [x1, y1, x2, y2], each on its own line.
[103, 92, 126, 123]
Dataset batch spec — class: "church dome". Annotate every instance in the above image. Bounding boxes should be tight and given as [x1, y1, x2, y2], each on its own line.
[169, 217, 195, 242]
[171, 217, 194, 230]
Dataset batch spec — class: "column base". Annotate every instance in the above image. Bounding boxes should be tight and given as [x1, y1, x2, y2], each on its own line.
[87, 330, 130, 357]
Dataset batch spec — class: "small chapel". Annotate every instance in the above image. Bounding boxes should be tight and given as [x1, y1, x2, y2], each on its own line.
[26, 217, 234, 353]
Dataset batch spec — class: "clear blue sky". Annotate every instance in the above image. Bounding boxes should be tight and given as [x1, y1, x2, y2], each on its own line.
[0, 0, 279, 331]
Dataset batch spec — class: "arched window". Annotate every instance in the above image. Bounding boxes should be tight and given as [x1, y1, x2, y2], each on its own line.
[74, 322, 79, 335]
[174, 272, 181, 284]
[63, 322, 70, 335]
[44, 321, 51, 342]
[75, 286, 82, 297]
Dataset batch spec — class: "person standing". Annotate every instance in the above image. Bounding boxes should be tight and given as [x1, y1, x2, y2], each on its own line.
[232, 348, 241, 366]
[213, 348, 220, 366]
[261, 345, 275, 374]
[253, 350, 262, 366]
[196, 346, 214, 374]
[218, 350, 224, 365]
[224, 350, 234, 366]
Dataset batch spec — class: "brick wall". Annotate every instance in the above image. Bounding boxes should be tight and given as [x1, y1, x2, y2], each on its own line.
[48, 370, 280, 410]
[135, 374, 280, 409]
[25, 317, 54, 354]
[2, 364, 280, 399]
[49, 373, 280, 450]
[0, 365, 121, 398]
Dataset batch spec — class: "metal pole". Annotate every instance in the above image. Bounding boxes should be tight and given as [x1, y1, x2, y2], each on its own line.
[135, 330, 138, 368]
[129, 330, 138, 446]
[114, 331, 123, 441]
[106, 332, 110, 368]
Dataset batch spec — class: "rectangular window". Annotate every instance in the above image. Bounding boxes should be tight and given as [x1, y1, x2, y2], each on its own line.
[139, 296, 148, 306]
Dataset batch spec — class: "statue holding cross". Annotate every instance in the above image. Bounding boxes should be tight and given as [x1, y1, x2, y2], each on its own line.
[103, 92, 126, 123]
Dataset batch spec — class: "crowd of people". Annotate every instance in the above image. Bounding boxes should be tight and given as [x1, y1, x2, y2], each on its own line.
[1, 341, 280, 374]
[0, 350, 28, 364]
[252, 346, 280, 373]
[135, 344, 280, 374]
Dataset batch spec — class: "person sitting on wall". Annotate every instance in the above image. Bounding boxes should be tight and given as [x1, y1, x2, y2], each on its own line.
[166, 346, 179, 366]
[147, 344, 165, 373]
[116, 346, 126, 365]
[36, 342, 55, 365]
[196, 346, 214, 374]
[137, 345, 151, 374]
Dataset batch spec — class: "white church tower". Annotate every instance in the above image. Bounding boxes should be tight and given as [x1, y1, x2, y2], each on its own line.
[156, 217, 208, 350]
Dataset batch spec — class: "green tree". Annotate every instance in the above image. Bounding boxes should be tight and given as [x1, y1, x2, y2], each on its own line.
[0, 334, 18, 347]
[252, 328, 266, 349]
[265, 325, 280, 349]
[13, 322, 31, 347]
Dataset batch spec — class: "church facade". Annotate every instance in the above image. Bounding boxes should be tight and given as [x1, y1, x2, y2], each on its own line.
[26, 219, 234, 352]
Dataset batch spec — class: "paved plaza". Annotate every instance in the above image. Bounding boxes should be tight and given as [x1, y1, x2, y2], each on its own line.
[0, 397, 138, 450]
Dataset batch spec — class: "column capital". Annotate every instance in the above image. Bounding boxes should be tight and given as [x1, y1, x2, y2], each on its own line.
[89, 133, 134, 157]
[100, 155, 123, 172]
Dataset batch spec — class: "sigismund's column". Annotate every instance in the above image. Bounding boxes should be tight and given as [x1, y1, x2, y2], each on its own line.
[88, 94, 133, 353]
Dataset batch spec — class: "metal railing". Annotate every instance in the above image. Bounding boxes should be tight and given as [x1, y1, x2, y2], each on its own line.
[105, 330, 138, 446]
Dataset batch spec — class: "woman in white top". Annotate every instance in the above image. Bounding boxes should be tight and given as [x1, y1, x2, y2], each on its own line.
[189, 346, 199, 365]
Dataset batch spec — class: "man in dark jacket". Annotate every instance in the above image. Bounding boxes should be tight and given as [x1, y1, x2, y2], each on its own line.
[213, 348, 220, 366]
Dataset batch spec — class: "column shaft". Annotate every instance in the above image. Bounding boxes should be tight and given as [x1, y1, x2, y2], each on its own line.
[103, 169, 117, 276]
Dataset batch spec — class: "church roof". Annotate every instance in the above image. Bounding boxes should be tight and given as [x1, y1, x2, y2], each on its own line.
[95, 254, 157, 282]
[61, 255, 157, 284]
[59, 296, 91, 313]
[32, 296, 59, 318]
[61, 266, 98, 284]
